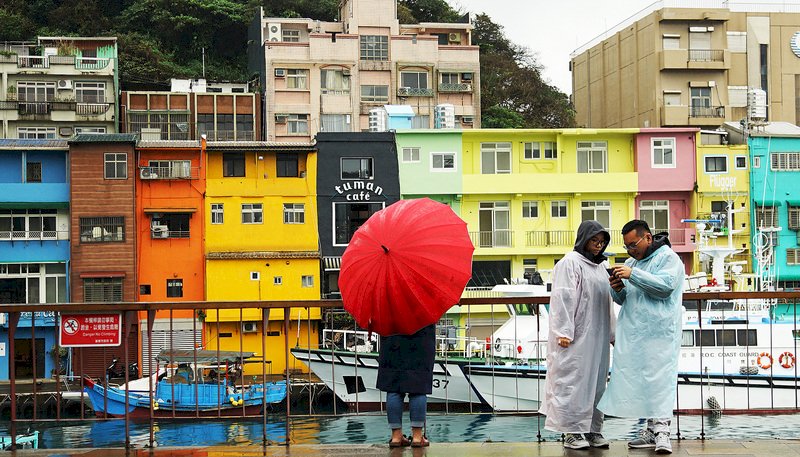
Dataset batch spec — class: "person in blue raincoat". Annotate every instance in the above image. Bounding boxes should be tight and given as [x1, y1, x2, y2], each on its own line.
[598, 220, 685, 455]
[539, 220, 616, 450]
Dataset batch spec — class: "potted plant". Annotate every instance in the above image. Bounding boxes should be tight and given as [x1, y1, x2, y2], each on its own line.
[6, 85, 16, 101]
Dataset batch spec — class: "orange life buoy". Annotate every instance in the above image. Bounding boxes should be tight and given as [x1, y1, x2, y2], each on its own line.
[779, 352, 796, 369]
[757, 352, 773, 370]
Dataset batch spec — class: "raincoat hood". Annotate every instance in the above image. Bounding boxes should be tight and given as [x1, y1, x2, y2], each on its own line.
[573, 220, 610, 264]
[642, 231, 671, 259]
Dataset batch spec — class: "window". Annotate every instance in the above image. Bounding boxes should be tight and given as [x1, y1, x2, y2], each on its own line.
[400, 71, 428, 89]
[197, 114, 214, 137]
[166, 279, 183, 298]
[288, 114, 308, 134]
[522, 201, 538, 218]
[551, 201, 567, 218]
[360, 35, 388, 61]
[26, 162, 42, 182]
[770, 152, 800, 170]
[577, 141, 607, 173]
[704, 156, 727, 173]
[652, 138, 675, 167]
[302, 275, 314, 288]
[286, 69, 308, 89]
[341, 157, 373, 180]
[663, 91, 681, 106]
[321, 69, 350, 94]
[79, 216, 124, 242]
[753, 156, 761, 168]
[282, 29, 300, 42]
[690, 87, 712, 116]
[75, 82, 105, 103]
[277, 153, 299, 177]
[788, 249, 800, 265]
[236, 114, 254, 139]
[662, 34, 680, 50]
[361, 85, 389, 102]
[17, 127, 56, 139]
[84, 278, 123, 302]
[147, 160, 191, 178]
[481, 142, 511, 174]
[478, 202, 511, 247]
[17, 81, 54, 106]
[639, 200, 669, 233]
[75, 126, 107, 134]
[523, 259, 538, 278]
[0, 209, 57, 240]
[524, 142, 555, 159]
[241, 204, 263, 224]
[104, 153, 127, 179]
[581, 201, 611, 228]
[283, 203, 305, 224]
[755, 205, 778, 234]
[211, 204, 224, 224]
[735, 156, 747, 169]
[334, 202, 384, 245]
[222, 152, 245, 177]
[440, 72, 459, 84]
[681, 330, 695, 347]
[789, 205, 800, 230]
[431, 152, 455, 171]
[274, 276, 283, 285]
[402, 147, 420, 163]
[140, 285, 151, 295]
[411, 115, 430, 129]
[150, 213, 190, 238]
[321, 114, 350, 132]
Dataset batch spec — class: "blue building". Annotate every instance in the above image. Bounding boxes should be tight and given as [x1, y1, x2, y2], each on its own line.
[0, 139, 70, 380]
[745, 123, 800, 290]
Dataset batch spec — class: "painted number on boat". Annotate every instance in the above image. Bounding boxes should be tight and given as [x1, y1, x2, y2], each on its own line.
[59, 312, 122, 347]
[432, 379, 449, 389]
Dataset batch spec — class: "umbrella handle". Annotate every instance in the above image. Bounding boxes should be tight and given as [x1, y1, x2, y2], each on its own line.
[381, 245, 389, 254]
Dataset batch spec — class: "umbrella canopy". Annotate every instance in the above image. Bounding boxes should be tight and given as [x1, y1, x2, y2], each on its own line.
[339, 198, 474, 336]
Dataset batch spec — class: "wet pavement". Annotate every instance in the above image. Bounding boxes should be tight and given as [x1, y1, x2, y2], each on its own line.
[6, 440, 800, 456]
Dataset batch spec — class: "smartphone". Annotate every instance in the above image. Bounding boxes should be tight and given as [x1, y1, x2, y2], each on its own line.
[606, 268, 616, 277]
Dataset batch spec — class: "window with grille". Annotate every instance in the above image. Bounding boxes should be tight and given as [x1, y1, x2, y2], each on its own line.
[755, 205, 778, 228]
[360, 35, 388, 61]
[166, 279, 183, 298]
[770, 152, 800, 170]
[577, 141, 607, 173]
[787, 249, 800, 265]
[84, 278, 123, 302]
[283, 203, 305, 224]
[789, 206, 800, 230]
[104, 153, 127, 179]
[17, 81, 55, 102]
[79, 216, 124, 242]
[241, 204, 263, 224]
[0, 209, 57, 240]
[282, 29, 300, 42]
[26, 162, 42, 182]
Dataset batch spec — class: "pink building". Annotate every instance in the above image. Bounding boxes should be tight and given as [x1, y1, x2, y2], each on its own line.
[634, 128, 700, 271]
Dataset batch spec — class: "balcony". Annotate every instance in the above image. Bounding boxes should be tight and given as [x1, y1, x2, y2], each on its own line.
[661, 104, 726, 126]
[660, 49, 730, 70]
[76, 103, 111, 116]
[140, 165, 199, 180]
[525, 229, 689, 249]
[438, 83, 472, 93]
[151, 228, 190, 239]
[0, 230, 65, 241]
[470, 230, 513, 248]
[688, 49, 724, 62]
[18, 102, 51, 115]
[12, 55, 111, 71]
[397, 87, 434, 97]
[202, 130, 255, 141]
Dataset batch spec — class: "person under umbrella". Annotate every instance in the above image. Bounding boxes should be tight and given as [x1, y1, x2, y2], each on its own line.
[539, 220, 616, 450]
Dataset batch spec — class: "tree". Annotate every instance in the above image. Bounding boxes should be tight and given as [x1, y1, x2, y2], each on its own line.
[482, 105, 525, 129]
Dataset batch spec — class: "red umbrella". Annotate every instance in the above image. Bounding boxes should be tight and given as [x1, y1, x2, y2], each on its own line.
[339, 198, 474, 336]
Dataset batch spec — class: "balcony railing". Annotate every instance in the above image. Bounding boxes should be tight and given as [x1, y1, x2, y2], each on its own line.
[75, 57, 111, 70]
[0, 101, 17, 110]
[397, 87, 435, 97]
[12, 55, 111, 70]
[140, 165, 199, 180]
[76, 103, 110, 115]
[0, 230, 63, 241]
[201, 129, 255, 141]
[151, 228, 190, 239]
[18, 102, 51, 115]
[17, 55, 48, 69]
[470, 230, 513, 248]
[525, 230, 575, 247]
[690, 105, 725, 118]
[688, 49, 724, 62]
[438, 83, 472, 92]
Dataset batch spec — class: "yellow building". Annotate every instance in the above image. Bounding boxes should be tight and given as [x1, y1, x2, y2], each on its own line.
[204, 142, 321, 376]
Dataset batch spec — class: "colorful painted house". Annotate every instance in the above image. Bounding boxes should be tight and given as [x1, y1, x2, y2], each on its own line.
[0, 139, 70, 380]
[634, 128, 699, 271]
[204, 141, 320, 376]
[134, 139, 206, 374]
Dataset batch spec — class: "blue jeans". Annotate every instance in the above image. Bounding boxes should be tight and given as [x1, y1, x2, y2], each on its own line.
[386, 392, 427, 429]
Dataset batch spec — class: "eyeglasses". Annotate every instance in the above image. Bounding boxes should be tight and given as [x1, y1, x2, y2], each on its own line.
[588, 238, 607, 247]
[623, 237, 645, 251]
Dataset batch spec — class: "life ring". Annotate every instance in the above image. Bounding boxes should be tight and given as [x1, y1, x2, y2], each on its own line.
[779, 352, 796, 369]
[757, 352, 773, 370]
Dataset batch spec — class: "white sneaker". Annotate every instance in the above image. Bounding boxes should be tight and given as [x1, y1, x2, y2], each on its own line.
[654, 432, 672, 454]
[627, 429, 656, 448]
[563, 433, 590, 450]
[585, 432, 610, 448]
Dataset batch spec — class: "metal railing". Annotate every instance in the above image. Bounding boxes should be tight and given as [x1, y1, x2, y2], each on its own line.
[0, 230, 65, 240]
[139, 165, 199, 180]
[438, 82, 472, 92]
[470, 230, 513, 248]
[13, 55, 111, 70]
[688, 49, 724, 62]
[18, 102, 51, 115]
[397, 87, 435, 97]
[690, 105, 725, 118]
[150, 229, 190, 239]
[76, 103, 111, 115]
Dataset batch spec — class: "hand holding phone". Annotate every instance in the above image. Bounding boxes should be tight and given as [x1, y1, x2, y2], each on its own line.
[606, 267, 616, 277]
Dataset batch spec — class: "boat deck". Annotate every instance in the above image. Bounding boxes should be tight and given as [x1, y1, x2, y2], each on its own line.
[8, 440, 800, 456]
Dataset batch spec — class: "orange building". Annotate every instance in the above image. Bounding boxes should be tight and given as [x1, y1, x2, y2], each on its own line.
[135, 139, 206, 373]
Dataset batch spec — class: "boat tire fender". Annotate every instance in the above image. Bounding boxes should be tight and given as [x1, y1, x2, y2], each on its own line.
[757, 352, 772, 370]
[779, 351, 795, 369]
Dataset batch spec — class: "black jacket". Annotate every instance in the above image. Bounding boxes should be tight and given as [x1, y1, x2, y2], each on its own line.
[376, 324, 436, 394]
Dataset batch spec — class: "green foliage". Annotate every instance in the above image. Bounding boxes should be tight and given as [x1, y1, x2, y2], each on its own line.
[482, 105, 525, 129]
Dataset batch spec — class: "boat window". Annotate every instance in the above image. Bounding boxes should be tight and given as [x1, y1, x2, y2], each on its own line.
[695, 329, 715, 347]
[737, 329, 757, 346]
[682, 299, 699, 312]
[794, 330, 800, 340]
[707, 300, 735, 311]
[681, 330, 694, 347]
[716, 329, 736, 346]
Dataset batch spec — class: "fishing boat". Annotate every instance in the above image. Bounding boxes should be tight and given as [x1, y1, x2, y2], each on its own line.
[83, 349, 287, 418]
[0, 430, 39, 450]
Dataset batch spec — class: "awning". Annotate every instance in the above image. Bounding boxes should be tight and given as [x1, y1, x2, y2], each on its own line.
[753, 199, 781, 207]
[144, 207, 197, 213]
[0, 202, 69, 209]
[786, 200, 800, 207]
[323, 256, 341, 271]
[79, 271, 126, 278]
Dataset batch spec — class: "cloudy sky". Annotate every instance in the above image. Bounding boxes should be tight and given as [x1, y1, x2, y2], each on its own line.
[447, 0, 655, 95]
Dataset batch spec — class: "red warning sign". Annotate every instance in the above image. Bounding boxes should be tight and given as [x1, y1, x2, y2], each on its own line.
[59, 313, 122, 347]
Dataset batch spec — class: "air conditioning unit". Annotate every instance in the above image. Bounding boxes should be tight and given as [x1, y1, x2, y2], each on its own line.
[274, 68, 286, 78]
[242, 322, 258, 333]
[152, 225, 169, 238]
[267, 23, 282, 42]
[275, 114, 288, 124]
[140, 168, 158, 179]
[461, 73, 473, 82]
[368, 108, 387, 132]
[435, 104, 455, 129]
[57, 79, 73, 90]
[448, 32, 461, 43]
[461, 116, 475, 124]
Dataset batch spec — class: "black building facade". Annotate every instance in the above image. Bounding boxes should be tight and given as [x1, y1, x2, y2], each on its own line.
[315, 132, 400, 298]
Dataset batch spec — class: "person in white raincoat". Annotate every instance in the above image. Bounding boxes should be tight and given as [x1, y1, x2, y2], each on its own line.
[539, 220, 615, 450]
[598, 219, 684, 455]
